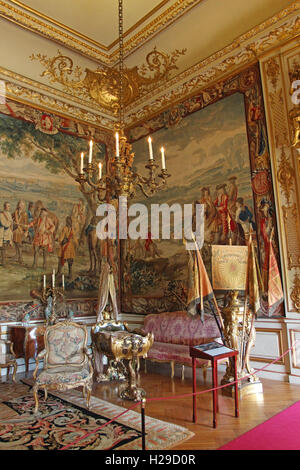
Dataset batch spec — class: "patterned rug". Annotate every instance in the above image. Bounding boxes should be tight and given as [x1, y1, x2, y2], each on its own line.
[0, 382, 194, 450]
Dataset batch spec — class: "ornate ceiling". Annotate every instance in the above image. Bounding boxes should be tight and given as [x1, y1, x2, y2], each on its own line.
[0, 0, 299, 129]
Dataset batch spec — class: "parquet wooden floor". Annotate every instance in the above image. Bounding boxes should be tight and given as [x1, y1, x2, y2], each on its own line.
[92, 366, 300, 450]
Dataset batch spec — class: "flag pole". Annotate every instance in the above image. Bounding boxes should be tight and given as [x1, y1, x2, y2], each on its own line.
[240, 228, 251, 369]
[191, 234, 225, 338]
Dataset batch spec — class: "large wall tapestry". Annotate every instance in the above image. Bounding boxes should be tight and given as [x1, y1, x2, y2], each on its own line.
[0, 99, 114, 322]
[121, 64, 283, 317]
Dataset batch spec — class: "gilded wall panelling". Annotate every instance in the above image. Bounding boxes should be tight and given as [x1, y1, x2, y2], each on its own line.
[261, 42, 300, 316]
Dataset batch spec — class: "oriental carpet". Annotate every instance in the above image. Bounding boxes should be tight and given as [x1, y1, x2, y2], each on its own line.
[0, 382, 193, 450]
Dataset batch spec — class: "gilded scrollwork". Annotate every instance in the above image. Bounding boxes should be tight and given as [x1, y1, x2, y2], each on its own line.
[265, 57, 281, 90]
[291, 272, 300, 312]
[277, 147, 295, 205]
[30, 48, 186, 113]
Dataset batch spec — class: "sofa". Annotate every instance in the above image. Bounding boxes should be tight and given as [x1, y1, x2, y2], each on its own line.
[141, 311, 222, 381]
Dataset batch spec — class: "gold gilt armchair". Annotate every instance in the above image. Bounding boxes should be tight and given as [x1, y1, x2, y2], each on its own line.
[33, 321, 93, 413]
[0, 339, 17, 382]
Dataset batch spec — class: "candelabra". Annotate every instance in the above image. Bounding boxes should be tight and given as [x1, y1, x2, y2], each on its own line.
[75, 1, 171, 202]
[75, 131, 170, 201]
[40, 273, 65, 326]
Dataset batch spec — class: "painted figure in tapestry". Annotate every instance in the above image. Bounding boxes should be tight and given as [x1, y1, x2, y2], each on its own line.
[0, 104, 108, 302]
[121, 92, 261, 314]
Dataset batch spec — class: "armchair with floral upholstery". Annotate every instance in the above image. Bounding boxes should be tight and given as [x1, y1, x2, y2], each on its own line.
[33, 320, 93, 413]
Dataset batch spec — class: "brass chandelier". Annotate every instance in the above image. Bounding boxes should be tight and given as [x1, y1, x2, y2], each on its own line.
[76, 0, 171, 201]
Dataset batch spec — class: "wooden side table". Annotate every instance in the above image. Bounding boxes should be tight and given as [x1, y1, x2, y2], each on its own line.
[10, 325, 46, 372]
[190, 342, 239, 428]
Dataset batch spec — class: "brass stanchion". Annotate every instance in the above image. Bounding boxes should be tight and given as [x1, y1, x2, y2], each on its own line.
[141, 398, 146, 451]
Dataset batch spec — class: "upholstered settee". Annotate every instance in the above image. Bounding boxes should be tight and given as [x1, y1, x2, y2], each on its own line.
[141, 311, 222, 380]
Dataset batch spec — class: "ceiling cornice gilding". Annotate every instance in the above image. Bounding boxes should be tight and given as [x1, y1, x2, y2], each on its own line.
[125, 6, 300, 128]
[0, 66, 116, 129]
[0, 0, 202, 65]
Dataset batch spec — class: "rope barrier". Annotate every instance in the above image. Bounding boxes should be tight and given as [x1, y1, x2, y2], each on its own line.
[60, 338, 299, 450]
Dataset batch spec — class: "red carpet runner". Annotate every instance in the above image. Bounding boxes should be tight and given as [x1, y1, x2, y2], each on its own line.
[219, 401, 300, 450]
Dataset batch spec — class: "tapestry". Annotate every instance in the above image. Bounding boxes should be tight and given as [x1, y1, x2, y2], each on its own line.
[0, 98, 114, 321]
[121, 64, 282, 316]
[0, 383, 193, 450]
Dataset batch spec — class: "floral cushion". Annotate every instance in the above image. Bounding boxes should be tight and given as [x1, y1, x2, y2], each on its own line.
[143, 311, 220, 346]
[147, 341, 208, 365]
[46, 324, 86, 365]
[36, 366, 90, 385]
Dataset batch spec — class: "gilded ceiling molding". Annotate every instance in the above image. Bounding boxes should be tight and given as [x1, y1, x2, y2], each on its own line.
[0, 0, 109, 63]
[125, 12, 300, 126]
[0, 77, 115, 130]
[0, 65, 117, 128]
[0, 65, 115, 115]
[0, 0, 201, 64]
[4, 81, 115, 129]
[30, 47, 187, 113]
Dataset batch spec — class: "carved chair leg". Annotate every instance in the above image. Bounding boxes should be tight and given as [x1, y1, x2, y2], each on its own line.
[6, 366, 10, 380]
[12, 362, 17, 383]
[33, 385, 39, 414]
[181, 365, 185, 380]
[86, 385, 92, 409]
[170, 361, 175, 378]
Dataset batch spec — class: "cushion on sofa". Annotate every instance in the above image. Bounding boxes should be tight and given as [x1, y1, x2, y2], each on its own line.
[147, 341, 209, 366]
[143, 311, 220, 346]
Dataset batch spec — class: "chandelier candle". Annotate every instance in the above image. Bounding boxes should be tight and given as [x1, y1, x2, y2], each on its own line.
[98, 162, 102, 180]
[148, 136, 153, 160]
[161, 147, 166, 169]
[80, 152, 84, 174]
[88, 140, 93, 164]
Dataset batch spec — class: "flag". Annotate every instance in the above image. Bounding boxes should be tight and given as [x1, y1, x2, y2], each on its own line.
[187, 242, 214, 321]
[265, 239, 284, 316]
[247, 238, 263, 317]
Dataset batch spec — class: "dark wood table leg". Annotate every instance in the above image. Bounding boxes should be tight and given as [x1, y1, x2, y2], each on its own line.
[234, 354, 239, 418]
[212, 359, 217, 428]
[192, 357, 197, 423]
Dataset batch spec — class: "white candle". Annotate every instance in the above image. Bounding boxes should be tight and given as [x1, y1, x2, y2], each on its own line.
[52, 269, 55, 288]
[88, 140, 93, 164]
[43, 275, 46, 289]
[161, 147, 166, 169]
[148, 136, 153, 160]
[98, 162, 102, 180]
[62, 274, 65, 290]
[115, 132, 119, 157]
[80, 152, 84, 174]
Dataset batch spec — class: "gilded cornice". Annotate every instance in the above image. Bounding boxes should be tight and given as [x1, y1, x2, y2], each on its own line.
[125, 9, 300, 127]
[0, 66, 116, 129]
[0, 0, 202, 65]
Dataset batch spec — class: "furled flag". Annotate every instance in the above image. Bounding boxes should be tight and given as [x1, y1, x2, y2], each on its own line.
[186, 240, 215, 322]
[265, 234, 284, 316]
[247, 237, 263, 317]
